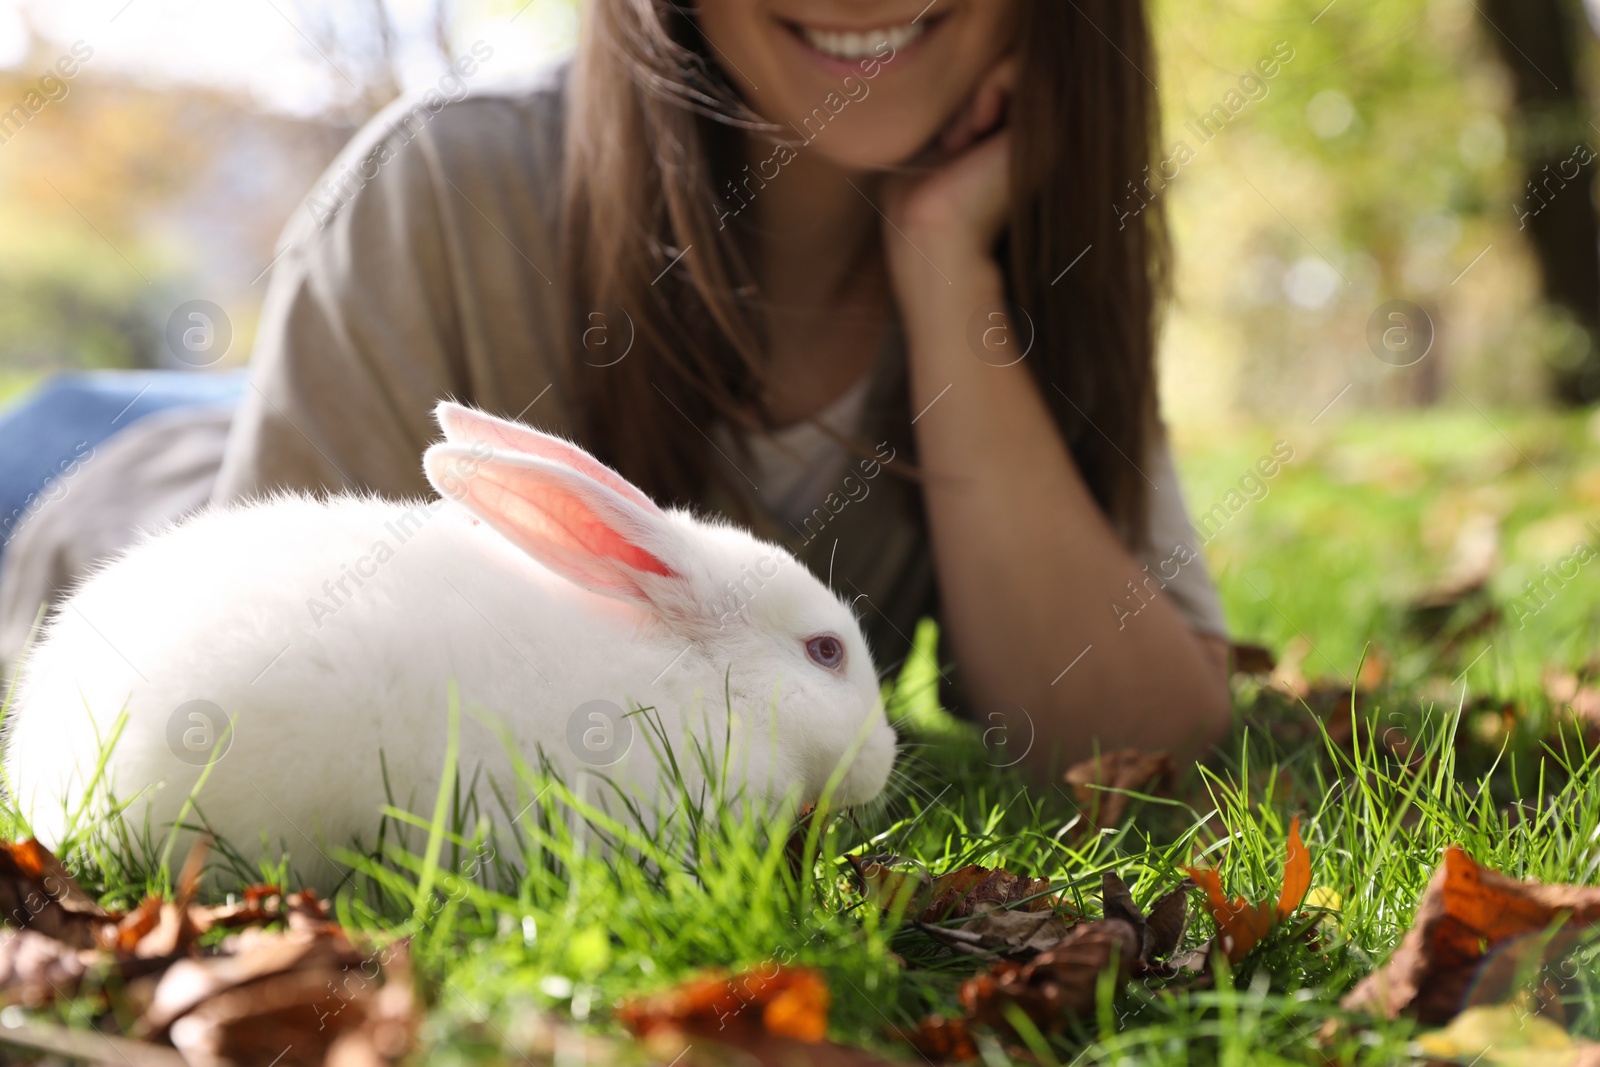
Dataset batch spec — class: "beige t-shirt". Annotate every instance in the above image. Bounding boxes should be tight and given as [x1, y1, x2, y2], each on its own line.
[0, 61, 1228, 693]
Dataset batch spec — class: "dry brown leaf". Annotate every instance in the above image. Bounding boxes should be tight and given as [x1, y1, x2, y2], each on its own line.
[1229, 642, 1278, 676]
[1408, 512, 1499, 615]
[0, 835, 418, 1065]
[1544, 665, 1600, 741]
[848, 855, 1058, 923]
[617, 964, 831, 1045]
[1064, 749, 1176, 834]
[188, 883, 290, 931]
[918, 901, 1075, 956]
[847, 854, 928, 915]
[1343, 846, 1600, 1025]
[0, 839, 114, 949]
[140, 925, 363, 1034]
[923, 865, 1057, 921]
[959, 918, 1142, 1032]
[1357, 648, 1391, 691]
[1269, 637, 1313, 699]
[619, 968, 901, 1067]
[915, 867, 1158, 964]
[1186, 816, 1311, 963]
[0, 928, 92, 1007]
[1267, 641, 1388, 719]
[158, 934, 413, 1067]
[108, 898, 208, 961]
[1101, 873, 1192, 966]
[308, 943, 418, 1067]
[0, 1015, 186, 1066]
[502, 1008, 897, 1067]
[641, 1028, 902, 1066]
[908, 1013, 979, 1062]
[107, 897, 164, 953]
[903, 874, 1197, 1059]
[169, 968, 359, 1067]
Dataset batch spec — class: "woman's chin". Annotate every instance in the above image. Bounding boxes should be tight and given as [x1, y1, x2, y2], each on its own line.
[801, 132, 943, 175]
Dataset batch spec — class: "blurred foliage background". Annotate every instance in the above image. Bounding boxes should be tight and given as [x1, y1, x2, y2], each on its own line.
[0, 0, 578, 394]
[2, 0, 1599, 421]
[1154, 0, 1600, 426]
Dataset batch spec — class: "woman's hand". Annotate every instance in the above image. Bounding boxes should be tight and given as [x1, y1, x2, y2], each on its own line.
[883, 57, 1017, 278]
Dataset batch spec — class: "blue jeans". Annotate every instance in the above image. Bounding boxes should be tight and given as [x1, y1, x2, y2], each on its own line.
[0, 370, 248, 562]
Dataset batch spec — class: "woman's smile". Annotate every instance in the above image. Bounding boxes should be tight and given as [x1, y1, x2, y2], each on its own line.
[777, 13, 944, 72]
[695, 1, 1013, 169]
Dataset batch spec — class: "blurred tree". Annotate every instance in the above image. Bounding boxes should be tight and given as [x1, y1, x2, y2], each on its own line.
[291, 0, 459, 119]
[0, 37, 194, 371]
[0, 33, 346, 374]
[1477, 0, 1600, 404]
[0, 0, 466, 378]
[1151, 0, 1559, 422]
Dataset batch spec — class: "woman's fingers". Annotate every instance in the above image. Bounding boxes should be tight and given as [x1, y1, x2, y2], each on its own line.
[938, 102, 977, 157]
[970, 57, 1018, 138]
[940, 56, 1019, 157]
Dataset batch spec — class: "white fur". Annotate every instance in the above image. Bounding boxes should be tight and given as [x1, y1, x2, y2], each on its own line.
[3, 403, 896, 886]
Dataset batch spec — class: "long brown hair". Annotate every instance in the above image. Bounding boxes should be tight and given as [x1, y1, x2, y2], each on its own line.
[561, 0, 1167, 541]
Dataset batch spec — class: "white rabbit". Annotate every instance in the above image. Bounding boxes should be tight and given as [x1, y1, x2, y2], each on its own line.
[3, 402, 897, 887]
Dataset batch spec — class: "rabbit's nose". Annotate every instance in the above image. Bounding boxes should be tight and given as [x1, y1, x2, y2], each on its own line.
[839, 720, 897, 806]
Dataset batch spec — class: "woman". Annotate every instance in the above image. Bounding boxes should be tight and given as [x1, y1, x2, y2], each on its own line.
[10, 0, 1233, 774]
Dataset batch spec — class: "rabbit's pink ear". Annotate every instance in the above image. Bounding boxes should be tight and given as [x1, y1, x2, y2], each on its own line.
[434, 401, 661, 515]
[424, 443, 681, 607]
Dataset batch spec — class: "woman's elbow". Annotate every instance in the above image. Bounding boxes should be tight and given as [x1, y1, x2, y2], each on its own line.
[1184, 633, 1236, 757]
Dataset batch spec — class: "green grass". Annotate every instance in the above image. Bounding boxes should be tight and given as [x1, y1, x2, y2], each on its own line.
[6, 407, 1600, 1065]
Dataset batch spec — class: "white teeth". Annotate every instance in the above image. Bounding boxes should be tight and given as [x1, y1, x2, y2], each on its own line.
[800, 21, 925, 61]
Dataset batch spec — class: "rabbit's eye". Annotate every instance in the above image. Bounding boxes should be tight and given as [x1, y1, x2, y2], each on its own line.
[805, 634, 845, 670]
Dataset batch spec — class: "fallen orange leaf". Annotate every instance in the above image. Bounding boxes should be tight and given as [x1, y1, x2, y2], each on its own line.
[909, 1013, 979, 1062]
[1343, 846, 1600, 1025]
[0, 839, 113, 950]
[1185, 816, 1310, 962]
[761, 970, 831, 1043]
[1276, 816, 1311, 922]
[617, 964, 831, 1044]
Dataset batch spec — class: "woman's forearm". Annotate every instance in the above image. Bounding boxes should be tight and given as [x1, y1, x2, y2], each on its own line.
[893, 256, 1232, 773]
